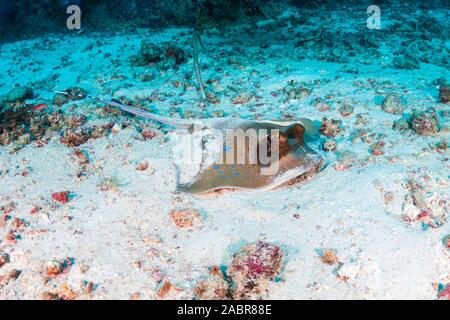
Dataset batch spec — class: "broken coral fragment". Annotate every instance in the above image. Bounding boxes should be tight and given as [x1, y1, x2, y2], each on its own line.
[0, 269, 21, 287]
[0, 251, 9, 268]
[169, 208, 202, 229]
[41, 291, 61, 300]
[436, 283, 450, 300]
[410, 108, 440, 136]
[60, 128, 91, 147]
[320, 118, 342, 137]
[283, 80, 311, 101]
[320, 249, 339, 265]
[136, 161, 149, 171]
[194, 276, 229, 300]
[400, 173, 448, 229]
[229, 241, 283, 300]
[44, 257, 73, 277]
[58, 283, 78, 300]
[231, 92, 254, 105]
[51, 191, 70, 204]
[322, 139, 337, 152]
[443, 235, 450, 250]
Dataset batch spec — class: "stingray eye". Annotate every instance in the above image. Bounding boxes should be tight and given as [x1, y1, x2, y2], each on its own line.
[286, 124, 305, 139]
[264, 132, 289, 157]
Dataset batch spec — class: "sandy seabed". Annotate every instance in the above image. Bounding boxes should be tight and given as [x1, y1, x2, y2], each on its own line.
[0, 4, 449, 300]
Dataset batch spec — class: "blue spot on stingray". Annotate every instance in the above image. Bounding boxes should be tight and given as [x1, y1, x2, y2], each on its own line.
[219, 176, 226, 179]
[213, 165, 220, 170]
[233, 172, 239, 176]
[224, 146, 232, 152]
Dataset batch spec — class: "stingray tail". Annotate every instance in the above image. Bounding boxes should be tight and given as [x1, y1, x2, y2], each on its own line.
[103, 99, 195, 129]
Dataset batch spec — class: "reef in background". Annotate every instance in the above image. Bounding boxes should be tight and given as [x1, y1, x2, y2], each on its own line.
[1, 0, 448, 43]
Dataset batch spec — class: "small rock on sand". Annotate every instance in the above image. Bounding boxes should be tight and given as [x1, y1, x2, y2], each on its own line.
[169, 208, 202, 229]
[381, 93, 405, 114]
[439, 84, 450, 104]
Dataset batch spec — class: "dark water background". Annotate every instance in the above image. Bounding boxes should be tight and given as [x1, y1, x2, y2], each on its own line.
[0, 0, 448, 43]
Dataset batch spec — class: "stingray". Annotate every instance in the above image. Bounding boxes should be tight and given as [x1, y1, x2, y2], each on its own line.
[104, 99, 325, 194]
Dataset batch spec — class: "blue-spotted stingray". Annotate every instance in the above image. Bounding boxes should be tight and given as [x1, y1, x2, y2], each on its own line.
[105, 99, 325, 194]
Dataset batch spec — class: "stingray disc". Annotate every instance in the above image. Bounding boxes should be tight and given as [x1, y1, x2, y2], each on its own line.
[178, 118, 324, 194]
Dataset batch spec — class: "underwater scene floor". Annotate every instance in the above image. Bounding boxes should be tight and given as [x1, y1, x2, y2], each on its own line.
[0, 5, 449, 299]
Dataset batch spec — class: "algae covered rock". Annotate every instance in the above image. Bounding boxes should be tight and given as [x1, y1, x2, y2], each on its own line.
[393, 108, 441, 135]
[283, 80, 311, 102]
[0, 251, 9, 268]
[381, 93, 405, 115]
[439, 84, 450, 104]
[169, 208, 202, 229]
[3, 86, 34, 103]
[392, 53, 420, 70]
[165, 46, 186, 65]
[338, 101, 354, 117]
[322, 139, 337, 152]
[53, 93, 68, 106]
[410, 108, 440, 136]
[229, 241, 282, 299]
[393, 117, 410, 132]
[141, 40, 162, 63]
[193, 276, 229, 300]
[320, 117, 342, 137]
[231, 91, 254, 105]
[134, 41, 187, 69]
